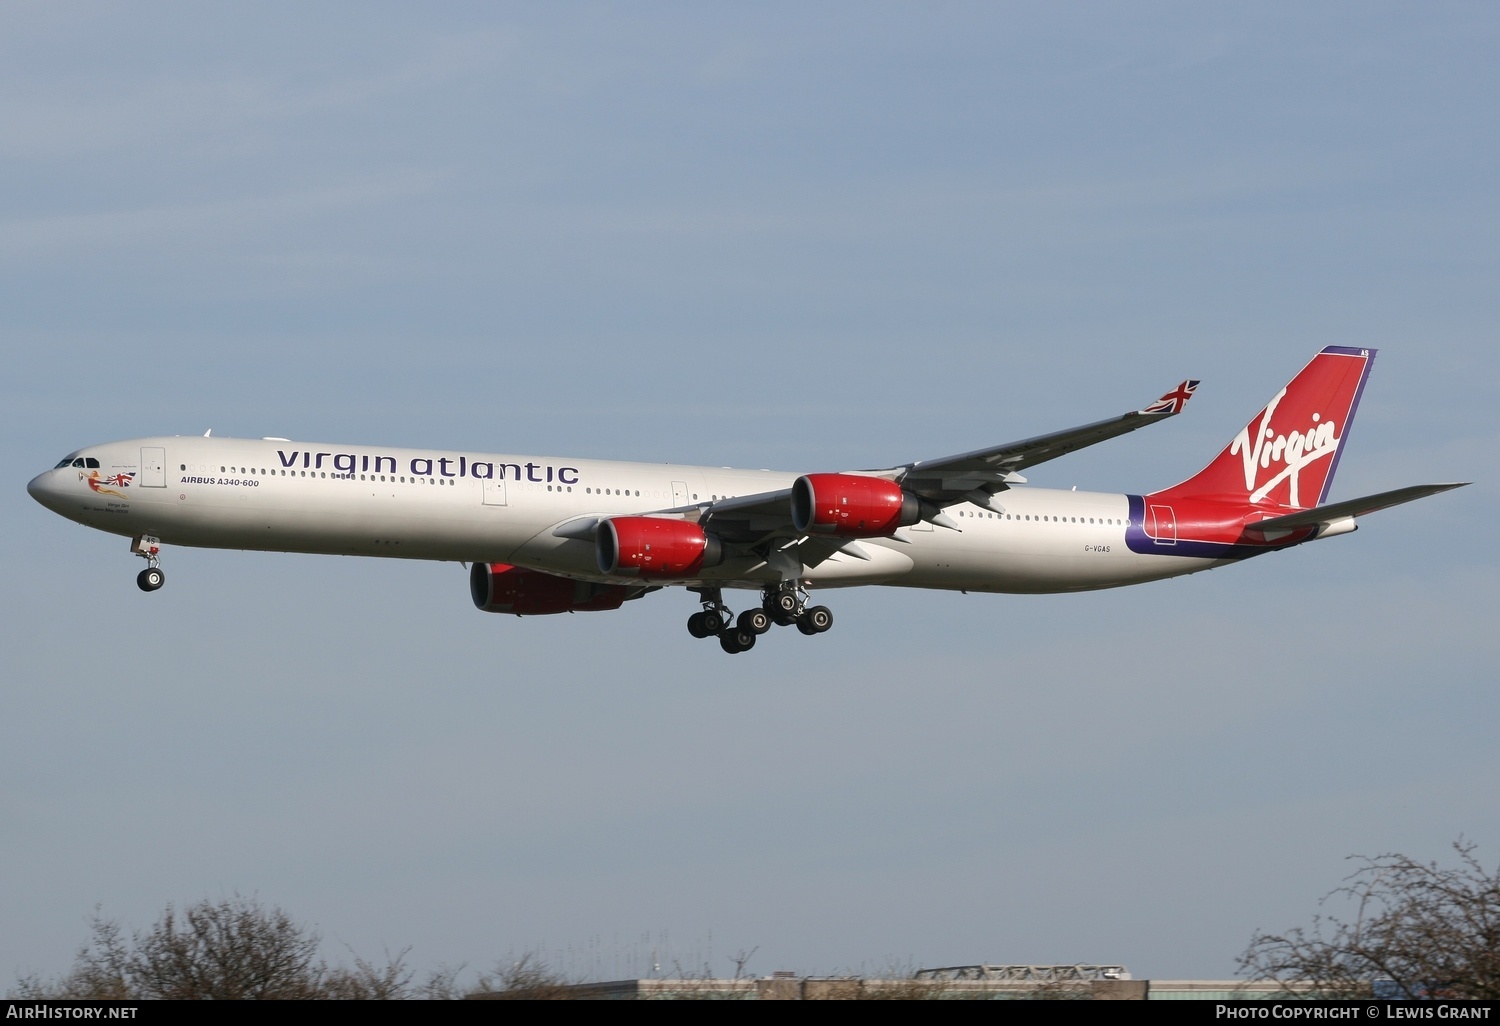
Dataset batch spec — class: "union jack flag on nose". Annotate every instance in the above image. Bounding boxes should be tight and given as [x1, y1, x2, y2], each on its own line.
[1142, 379, 1199, 415]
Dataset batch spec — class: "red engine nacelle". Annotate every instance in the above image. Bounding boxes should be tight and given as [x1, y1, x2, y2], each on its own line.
[596, 517, 723, 578]
[470, 562, 634, 615]
[791, 473, 922, 537]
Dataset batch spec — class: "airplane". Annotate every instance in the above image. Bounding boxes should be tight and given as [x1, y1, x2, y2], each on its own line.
[27, 346, 1466, 654]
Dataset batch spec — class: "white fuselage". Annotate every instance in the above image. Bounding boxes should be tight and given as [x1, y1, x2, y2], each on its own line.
[29, 435, 1221, 596]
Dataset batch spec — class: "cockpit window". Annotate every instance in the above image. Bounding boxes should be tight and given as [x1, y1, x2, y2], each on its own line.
[87, 458, 99, 468]
[55, 455, 99, 469]
[55, 457, 74, 468]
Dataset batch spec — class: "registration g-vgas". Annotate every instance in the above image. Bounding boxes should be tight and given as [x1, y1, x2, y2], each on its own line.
[29, 348, 1465, 654]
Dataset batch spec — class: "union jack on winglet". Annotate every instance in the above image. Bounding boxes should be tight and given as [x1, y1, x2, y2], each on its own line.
[1142, 380, 1200, 416]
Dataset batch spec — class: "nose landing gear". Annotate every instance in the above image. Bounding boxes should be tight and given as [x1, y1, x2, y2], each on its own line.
[132, 535, 165, 592]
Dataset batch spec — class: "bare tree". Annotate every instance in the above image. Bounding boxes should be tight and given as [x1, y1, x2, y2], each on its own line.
[130, 897, 322, 999]
[468, 953, 574, 1000]
[14, 896, 411, 1000]
[1240, 840, 1500, 999]
[730, 947, 758, 980]
[318, 948, 416, 1000]
[13, 908, 133, 1000]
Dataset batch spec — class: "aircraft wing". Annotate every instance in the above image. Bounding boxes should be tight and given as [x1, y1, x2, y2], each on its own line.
[887, 379, 1200, 510]
[1244, 482, 1469, 532]
[695, 488, 795, 543]
[694, 379, 1201, 541]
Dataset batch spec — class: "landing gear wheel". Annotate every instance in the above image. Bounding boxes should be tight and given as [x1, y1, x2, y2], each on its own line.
[768, 590, 800, 619]
[719, 628, 756, 654]
[737, 609, 771, 635]
[797, 605, 832, 634]
[137, 567, 165, 592]
[700, 609, 726, 635]
[687, 611, 710, 638]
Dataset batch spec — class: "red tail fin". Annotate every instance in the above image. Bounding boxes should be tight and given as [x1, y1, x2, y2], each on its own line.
[1157, 346, 1375, 510]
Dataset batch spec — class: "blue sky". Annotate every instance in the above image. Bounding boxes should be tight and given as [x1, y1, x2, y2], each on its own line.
[4, 3, 1496, 984]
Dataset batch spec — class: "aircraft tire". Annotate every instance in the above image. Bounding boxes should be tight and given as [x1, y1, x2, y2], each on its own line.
[769, 591, 800, 618]
[137, 568, 165, 592]
[801, 605, 833, 634]
[738, 609, 771, 635]
[687, 612, 710, 638]
[701, 609, 725, 635]
[719, 628, 755, 654]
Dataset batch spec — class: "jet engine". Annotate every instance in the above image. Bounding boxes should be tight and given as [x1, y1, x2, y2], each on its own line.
[596, 517, 723, 578]
[791, 473, 923, 538]
[470, 562, 634, 615]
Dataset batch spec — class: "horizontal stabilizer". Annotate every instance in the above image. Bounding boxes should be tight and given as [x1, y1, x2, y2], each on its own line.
[1245, 483, 1468, 532]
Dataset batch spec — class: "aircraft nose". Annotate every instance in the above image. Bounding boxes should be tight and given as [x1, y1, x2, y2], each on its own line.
[27, 470, 63, 512]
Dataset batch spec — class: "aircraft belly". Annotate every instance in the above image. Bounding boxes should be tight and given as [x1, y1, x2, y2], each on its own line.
[798, 543, 915, 584]
[891, 527, 1211, 594]
[131, 488, 543, 563]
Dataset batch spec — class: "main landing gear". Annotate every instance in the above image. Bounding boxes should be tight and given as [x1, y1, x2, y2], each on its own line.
[132, 535, 165, 592]
[686, 584, 833, 654]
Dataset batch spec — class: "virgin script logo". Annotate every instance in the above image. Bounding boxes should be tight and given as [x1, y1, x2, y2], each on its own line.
[1229, 388, 1339, 507]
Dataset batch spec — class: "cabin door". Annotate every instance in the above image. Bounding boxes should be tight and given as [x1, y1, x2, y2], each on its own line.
[140, 447, 167, 488]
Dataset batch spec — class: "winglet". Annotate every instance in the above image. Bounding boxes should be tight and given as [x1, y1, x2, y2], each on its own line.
[1140, 380, 1199, 416]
